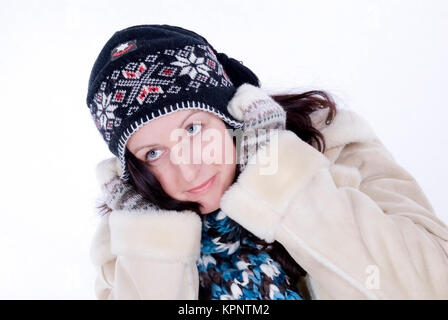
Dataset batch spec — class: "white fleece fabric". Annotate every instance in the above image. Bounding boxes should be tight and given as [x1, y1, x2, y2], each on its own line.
[89, 84, 448, 300]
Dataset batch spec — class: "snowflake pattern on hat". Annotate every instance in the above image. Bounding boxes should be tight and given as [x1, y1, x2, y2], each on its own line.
[171, 49, 212, 80]
[88, 44, 234, 144]
[94, 92, 119, 135]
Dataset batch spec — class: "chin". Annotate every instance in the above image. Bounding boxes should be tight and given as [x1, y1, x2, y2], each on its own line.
[197, 177, 226, 214]
[198, 198, 221, 215]
[199, 205, 219, 215]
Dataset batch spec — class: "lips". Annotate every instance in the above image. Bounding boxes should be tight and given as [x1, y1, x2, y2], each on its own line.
[187, 174, 217, 194]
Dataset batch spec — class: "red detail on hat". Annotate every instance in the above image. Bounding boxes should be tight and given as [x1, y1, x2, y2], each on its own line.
[137, 87, 148, 104]
[163, 68, 174, 75]
[122, 62, 147, 79]
[136, 85, 164, 104]
[125, 71, 136, 78]
[115, 92, 123, 101]
[112, 43, 134, 58]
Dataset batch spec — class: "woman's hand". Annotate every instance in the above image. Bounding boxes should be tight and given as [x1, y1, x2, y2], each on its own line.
[226, 83, 286, 170]
[97, 157, 159, 212]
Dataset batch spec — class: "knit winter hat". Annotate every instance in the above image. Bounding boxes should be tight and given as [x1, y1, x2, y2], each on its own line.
[86, 24, 261, 181]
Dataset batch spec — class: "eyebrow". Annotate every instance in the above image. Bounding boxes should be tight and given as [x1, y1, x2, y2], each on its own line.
[133, 110, 203, 155]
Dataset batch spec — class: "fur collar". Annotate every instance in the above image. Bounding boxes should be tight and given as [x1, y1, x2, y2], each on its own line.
[310, 107, 378, 150]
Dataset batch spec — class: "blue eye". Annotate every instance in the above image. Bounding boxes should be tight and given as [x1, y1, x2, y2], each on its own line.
[186, 123, 202, 136]
[146, 149, 163, 161]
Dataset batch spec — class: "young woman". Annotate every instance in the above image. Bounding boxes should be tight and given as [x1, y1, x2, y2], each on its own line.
[87, 24, 448, 300]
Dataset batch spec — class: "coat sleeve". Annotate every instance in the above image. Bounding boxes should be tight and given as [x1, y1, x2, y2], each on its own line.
[220, 129, 448, 299]
[89, 208, 202, 300]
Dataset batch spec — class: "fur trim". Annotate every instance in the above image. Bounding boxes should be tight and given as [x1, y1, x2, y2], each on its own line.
[310, 107, 378, 150]
[108, 209, 202, 262]
[95, 157, 123, 185]
[220, 130, 331, 242]
[226, 83, 272, 120]
[89, 214, 114, 266]
[329, 164, 362, 189]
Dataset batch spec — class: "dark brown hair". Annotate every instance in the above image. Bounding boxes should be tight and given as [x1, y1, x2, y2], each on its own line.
[97, 88, 337, 299]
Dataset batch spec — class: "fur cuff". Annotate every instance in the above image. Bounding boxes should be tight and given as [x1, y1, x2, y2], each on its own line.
[220, 130, 330, 242]
[96, 157, 123, 185]
[310, 108, 378, 150]
[109, 209, 202, 262]
[227, 83, 273, 120]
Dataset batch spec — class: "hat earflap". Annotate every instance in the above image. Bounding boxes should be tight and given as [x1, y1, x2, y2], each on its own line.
[216, 52, 261, 88]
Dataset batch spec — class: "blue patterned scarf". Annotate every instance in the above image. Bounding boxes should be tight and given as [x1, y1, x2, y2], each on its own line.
[196, 208, 303, 300]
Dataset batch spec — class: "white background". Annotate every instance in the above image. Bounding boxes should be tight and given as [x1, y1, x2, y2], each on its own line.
[0, 0, 446, 299]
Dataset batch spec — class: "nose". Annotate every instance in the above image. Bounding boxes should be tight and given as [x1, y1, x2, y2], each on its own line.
[176, 162, 201, 184]
[171, 133, 203, 185]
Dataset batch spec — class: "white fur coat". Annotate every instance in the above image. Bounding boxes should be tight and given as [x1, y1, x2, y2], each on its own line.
[89, 86, 448, 300]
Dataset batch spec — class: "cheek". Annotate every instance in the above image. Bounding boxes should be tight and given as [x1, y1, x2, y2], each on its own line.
[222, 129, 237, 164]
[218, 133, 237, 185]
[202, 125, 236, 165]
[152, 168, 179, 198]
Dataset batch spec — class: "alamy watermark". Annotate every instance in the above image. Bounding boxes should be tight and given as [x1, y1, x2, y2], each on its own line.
[167, 127, 280, 175]
[365, 264, 380, 290]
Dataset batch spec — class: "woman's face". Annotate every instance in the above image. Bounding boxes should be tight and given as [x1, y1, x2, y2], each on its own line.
[127, 110, 237, 214]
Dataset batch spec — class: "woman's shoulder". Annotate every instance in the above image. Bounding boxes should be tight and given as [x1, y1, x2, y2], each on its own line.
[310, 107, 380, 150]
